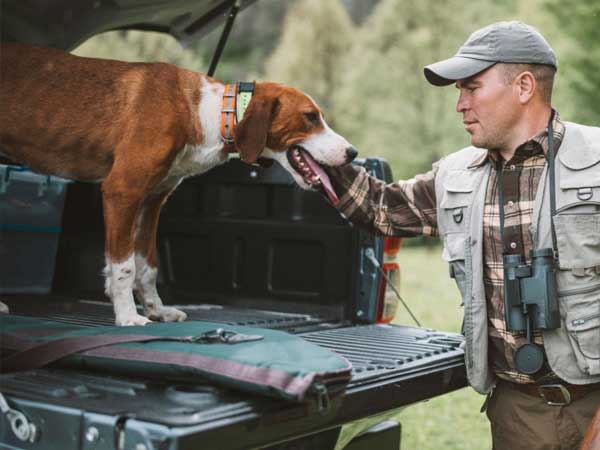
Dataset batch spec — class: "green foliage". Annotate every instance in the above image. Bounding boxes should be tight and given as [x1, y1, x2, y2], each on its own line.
[544, 0, 600, 125]
[262, 0, 354, 120]
[331, 0, 518, 179]
[340, 0, 381, 25]
[72, 30, 203, 71]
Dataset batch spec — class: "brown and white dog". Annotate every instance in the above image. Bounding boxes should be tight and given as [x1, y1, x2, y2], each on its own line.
[0, 42, 357, 326]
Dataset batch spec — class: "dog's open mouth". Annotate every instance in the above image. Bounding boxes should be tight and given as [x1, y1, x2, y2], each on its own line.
[287, 146, 339, 205]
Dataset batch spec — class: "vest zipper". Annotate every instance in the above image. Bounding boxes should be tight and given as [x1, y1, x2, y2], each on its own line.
[571, 314, 600, 327]
[557, 281, 600, 298]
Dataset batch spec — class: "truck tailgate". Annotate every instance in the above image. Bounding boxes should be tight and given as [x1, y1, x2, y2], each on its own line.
[1, 298, 467, 449]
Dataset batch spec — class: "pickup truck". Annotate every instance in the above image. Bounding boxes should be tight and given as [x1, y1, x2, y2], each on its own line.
[0, 1, 468, 449]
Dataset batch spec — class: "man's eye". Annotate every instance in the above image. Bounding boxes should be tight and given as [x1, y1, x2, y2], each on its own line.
[304, 112, 320, 125]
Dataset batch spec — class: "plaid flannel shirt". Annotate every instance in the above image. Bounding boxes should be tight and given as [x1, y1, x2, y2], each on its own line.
[328, 112, 565, 384]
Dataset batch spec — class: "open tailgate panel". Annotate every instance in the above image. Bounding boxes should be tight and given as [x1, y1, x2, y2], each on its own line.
[0, 300, 466, 450]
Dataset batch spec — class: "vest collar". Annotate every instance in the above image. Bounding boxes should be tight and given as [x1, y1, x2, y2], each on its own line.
[220, 81, 255, 153]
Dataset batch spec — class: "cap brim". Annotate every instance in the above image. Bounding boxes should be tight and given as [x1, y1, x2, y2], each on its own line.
[424, 57, 496, 86]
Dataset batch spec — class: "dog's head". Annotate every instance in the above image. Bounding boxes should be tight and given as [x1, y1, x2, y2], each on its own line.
[234, 82, 357, 205]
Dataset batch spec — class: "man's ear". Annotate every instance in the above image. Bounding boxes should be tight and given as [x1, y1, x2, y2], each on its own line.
[517, 71, 536, 104]
[234, 96, 278, 164]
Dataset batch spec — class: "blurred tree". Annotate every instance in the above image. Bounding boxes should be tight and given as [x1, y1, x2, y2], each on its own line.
[73, 30, 203, 71]
[340, 0, 381, 24]
[544, 0, 600, 126]
[331, 0, 516, 179]
[262, 0, 354, 124]
[503, 0, 577, 124]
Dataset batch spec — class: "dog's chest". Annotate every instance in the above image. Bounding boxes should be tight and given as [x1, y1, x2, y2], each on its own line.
[161, 143, 228, 190]
[160, 78, 228, 190]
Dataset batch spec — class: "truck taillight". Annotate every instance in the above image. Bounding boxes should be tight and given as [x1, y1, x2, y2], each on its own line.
[376, 237, 403, 323]
[383, 236, 402, 257]
[376, 262, 400, 323]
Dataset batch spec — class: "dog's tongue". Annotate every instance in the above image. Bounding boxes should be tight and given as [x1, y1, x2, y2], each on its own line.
[299, 149, 339, 206]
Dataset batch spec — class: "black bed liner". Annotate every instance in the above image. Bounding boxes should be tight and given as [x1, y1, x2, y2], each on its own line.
[0, 157, 468, 448]
[3, 296, 337, 331]
[3, 297, 464, 385]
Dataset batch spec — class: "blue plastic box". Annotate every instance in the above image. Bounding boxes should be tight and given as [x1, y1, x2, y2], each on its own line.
[0, 165, 71, 293]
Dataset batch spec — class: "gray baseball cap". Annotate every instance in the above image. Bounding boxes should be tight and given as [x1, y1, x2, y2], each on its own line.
[424, 21, 557, 86]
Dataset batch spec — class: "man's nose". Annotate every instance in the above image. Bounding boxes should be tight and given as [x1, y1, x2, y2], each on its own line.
[345, 146, 358, 163]
[456, 92, 468, 113]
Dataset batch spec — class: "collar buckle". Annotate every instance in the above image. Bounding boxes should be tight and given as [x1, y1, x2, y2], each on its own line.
[220, 82, 255, 152]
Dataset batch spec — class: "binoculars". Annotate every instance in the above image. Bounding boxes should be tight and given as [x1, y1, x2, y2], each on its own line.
[503, 248, 561, 374]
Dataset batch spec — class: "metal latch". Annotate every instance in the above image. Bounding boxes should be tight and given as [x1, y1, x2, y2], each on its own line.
[0, 392, 38, 443]
[312, 383, 331, 415]
[192, 328, 264, 344]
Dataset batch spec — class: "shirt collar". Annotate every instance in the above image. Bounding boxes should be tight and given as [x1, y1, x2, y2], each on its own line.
[467, 110, 565, 169]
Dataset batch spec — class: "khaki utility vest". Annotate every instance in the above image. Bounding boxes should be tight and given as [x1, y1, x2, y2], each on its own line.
[435, 122, 600, 394]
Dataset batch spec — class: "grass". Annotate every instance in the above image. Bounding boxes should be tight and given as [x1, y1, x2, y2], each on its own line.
[393, 245, 491, 449]
[338, 244, 492, 450]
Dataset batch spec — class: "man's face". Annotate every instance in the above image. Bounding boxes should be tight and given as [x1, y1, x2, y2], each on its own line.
[455, 65, 521, 152]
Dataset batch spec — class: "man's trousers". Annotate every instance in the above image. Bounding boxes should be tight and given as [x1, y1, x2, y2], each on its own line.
[486, 380, 600, 450]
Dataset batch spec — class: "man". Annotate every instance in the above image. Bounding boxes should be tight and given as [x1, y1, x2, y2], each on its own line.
[327, 21, 600, 450]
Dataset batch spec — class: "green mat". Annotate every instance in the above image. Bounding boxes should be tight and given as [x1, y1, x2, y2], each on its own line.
[0, 315, 352, 405]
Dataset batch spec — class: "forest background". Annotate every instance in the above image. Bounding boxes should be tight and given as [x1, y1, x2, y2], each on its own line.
[75, 0, 599, 182]
[74, 1, 599, 449]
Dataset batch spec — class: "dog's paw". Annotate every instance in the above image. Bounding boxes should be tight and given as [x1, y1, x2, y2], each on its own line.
[115, 313, 153, 326]
[147, 306, 187, 323]
[0, 301, 9, 314]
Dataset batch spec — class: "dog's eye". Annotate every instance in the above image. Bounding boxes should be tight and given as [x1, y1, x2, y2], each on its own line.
[304, 112, 320, 125]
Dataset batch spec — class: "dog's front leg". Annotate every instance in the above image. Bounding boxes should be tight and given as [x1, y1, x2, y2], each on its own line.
[104, 254, 148, 326]
[134, 189, 187, 323]
[102, 179, 152, 326]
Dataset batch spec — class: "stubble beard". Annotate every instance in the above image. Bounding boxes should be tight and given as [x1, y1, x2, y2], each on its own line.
[469, 126, 507, 153]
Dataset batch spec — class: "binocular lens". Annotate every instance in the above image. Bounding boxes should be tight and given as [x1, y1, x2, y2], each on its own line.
[515, 343, 545, 374]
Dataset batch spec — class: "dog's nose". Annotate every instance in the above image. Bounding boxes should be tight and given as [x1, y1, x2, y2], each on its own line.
[345, 146, 358, 163]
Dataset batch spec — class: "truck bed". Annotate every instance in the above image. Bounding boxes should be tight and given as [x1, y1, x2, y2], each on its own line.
[1, 159, 468, 449]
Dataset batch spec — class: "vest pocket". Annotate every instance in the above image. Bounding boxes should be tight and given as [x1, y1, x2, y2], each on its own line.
[442, 233, 469, 304]
[564, 291, 600, 375]
[555, 146, 600, 271]
[553, 212, 600, 271]
[441, 173, 473, 234]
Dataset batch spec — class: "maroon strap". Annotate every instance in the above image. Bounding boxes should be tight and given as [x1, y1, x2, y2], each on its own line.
[1, 334, 193, 373]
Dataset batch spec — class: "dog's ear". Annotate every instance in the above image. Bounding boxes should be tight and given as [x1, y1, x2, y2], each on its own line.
[234, 96, 278, 164]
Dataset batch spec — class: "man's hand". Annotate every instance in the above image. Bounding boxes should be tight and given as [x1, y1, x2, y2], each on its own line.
[580, 405, 600, 450]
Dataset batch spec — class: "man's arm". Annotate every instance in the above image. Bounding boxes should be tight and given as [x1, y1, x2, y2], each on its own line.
[327, 161, 439, 237]
[580, 406, 600, 450]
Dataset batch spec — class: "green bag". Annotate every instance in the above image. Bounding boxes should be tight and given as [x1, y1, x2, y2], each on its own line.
[0, 315, 352, 404]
